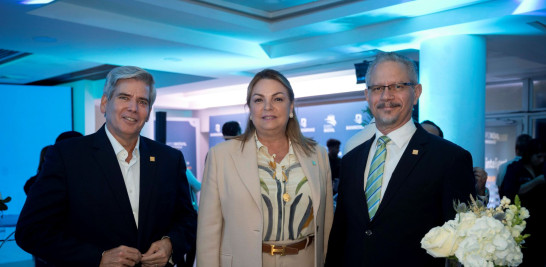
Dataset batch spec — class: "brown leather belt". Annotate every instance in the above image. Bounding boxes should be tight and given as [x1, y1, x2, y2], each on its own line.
[262, 236, 314, 256]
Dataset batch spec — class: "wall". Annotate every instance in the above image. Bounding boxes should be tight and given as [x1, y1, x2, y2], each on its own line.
[61, 79, 104, 135]
[192, 105, 247, 177]
[0, 84, 73, 265]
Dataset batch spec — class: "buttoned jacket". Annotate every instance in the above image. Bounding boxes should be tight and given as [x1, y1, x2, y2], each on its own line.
[197, 136, 333, 267]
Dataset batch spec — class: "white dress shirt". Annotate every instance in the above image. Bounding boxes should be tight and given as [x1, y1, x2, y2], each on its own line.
[105, 126, 141, 227]
[363, 119, 416, 203]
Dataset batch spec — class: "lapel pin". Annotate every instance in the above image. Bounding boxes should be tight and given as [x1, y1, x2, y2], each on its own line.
[412, 150, 419, 155]
[150, 156, 155, 162]
[312, 161, 316, 166]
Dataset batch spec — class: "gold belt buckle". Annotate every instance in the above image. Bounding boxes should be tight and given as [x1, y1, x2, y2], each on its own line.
[270, 245, 286, 256]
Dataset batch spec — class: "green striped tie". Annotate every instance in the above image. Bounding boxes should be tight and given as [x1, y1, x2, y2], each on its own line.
[365, 136, 390, 220]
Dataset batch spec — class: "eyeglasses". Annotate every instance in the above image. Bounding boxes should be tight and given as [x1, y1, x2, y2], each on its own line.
[368, 82, 415, 94]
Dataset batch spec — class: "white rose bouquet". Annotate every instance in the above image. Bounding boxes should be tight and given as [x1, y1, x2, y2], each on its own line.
[421, 195, 530, 266]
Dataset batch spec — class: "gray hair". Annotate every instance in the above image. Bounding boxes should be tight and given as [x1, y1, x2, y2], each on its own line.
[365, 52, 418, 86]
[103, 66, 156, 108]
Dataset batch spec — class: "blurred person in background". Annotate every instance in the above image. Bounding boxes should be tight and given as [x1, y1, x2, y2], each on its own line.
[496, 134, 532, 190]
[222, 121, 241, 140]
[499, 138, 545, 266]
[326, 139, 341, 195]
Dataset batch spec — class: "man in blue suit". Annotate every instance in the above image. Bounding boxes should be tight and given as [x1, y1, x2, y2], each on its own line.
[16, 66, 197, 267]
[325, 52, 476, 266]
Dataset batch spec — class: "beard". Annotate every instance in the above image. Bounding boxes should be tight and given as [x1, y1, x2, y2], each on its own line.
[375, 113, 399, 126]
[373, 101, 402, 126]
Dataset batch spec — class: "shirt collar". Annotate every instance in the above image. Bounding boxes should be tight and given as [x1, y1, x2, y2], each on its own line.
[105, 125, 140, 159]
[374, 119, 416, 149]
[254, 132, 294, 157]
[255, 132, 265, 150]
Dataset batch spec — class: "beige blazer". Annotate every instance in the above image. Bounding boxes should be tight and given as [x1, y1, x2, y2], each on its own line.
[197, 136, 333, 267]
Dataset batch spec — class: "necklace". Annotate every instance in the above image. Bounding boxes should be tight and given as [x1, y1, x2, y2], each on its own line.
[282, 165, 290, 202]
[272, 153, 291, 202]
[268, 144, 291, 203]
[281, 160, 290, 202]
[283, 193, 290, 202]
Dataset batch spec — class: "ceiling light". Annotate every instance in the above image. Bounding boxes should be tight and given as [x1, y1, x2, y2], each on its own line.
[20, 0, 55, 4]
[513, 0, 545, 14]
[157, 69, 364, 110]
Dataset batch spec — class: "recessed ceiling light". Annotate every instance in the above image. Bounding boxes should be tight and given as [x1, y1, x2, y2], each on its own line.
[20, 0, 55, 4]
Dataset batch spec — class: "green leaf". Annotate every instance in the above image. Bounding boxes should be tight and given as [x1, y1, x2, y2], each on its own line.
[515, 233, 531, 244]
[514, 195, 521, 208]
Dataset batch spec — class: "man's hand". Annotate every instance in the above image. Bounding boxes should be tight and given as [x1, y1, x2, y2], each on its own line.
[474, 167, 488, 196]
[100, 245, 142, 267]
[141, 238, 173, 267]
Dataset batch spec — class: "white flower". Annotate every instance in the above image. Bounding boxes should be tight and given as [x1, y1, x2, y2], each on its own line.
[455, 216, 522, 267]
[455, 212, 477, 236]
[508, 205, 518, 213]
[500, 196, 511, 206]
[505, 209, 515, 225]
[519, 207, 530, 219]
[421, 220, 459, 257]
[422, 196, 528, 267]
[456, 236, 493, 267]
[510, 224, 525, 238]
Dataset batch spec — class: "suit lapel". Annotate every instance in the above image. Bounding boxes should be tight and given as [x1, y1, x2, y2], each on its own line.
[232, 137, 263, 212]
[138, 138, 157, 239]
[346, 136, 375, 223]
[92, 126, 137, 230]
[294, 148, 320, 218]
[374, 125, 428, 219]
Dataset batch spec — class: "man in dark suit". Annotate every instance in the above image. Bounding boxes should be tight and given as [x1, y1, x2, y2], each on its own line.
[325, 52, 476, 266]
[16, 66, 197, 267]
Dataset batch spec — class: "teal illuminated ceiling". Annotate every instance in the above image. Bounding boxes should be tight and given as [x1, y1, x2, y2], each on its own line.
[0, 0, 545, 100]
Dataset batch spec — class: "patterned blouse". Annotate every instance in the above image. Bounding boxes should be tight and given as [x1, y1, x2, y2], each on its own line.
[256, 138, 314, 241]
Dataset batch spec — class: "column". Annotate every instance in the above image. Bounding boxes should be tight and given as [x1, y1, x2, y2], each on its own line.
[419, 35, 486, 167]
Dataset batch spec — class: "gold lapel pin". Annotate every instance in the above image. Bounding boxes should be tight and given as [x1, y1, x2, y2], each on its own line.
[412, 150, 419, 155]
[150, 156, 155, 162]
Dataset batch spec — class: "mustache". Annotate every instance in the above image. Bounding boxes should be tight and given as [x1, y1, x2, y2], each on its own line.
[376, 102, 401, 109]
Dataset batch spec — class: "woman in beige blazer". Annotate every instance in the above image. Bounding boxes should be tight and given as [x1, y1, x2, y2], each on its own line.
[197, 69, 333, 267]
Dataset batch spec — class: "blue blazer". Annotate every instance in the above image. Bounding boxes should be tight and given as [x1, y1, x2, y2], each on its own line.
[16, 126, 197, 267]
[325, 124, 476, 267]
